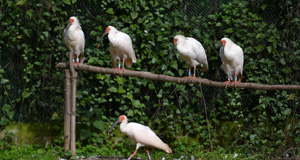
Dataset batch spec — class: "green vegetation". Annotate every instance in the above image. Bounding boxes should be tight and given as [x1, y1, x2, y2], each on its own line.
[0, 0, 299, 159]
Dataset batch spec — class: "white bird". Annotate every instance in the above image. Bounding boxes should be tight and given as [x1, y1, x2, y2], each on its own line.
[108, 115, 172, 160]
[220, 37, 244, 87]
[168, 35, 208, 78]
[100, 26, 136, 71]
[63, 16, 85, 64]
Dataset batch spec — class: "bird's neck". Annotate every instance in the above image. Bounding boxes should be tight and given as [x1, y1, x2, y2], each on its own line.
[120, 120, 128, 133]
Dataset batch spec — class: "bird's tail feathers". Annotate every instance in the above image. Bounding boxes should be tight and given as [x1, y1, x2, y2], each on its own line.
[132, 51, 136, 63]
[237, 73, 242, 82]
[125, 58, 133, 68]
[163, 144, 172, 154]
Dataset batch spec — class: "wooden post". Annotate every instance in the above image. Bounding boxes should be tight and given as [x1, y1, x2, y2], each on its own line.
[64, 69, 71, 151]
[68, 52, 77, 156]
[70, 71, 77, 156]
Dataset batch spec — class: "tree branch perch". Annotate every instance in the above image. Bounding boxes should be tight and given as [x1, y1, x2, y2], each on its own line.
[56, 63, 300, 91]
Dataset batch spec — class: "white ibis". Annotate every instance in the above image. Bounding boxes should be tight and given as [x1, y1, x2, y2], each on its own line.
[108, 115, 172, 160]
[168, 35, 208, 78]
[220, 37, 244, 87]
[63, 16, 85, 63]
[100, 26, 136, 71]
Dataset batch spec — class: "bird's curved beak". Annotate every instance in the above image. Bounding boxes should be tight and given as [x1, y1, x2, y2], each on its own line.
[220, 40, 225, 56]
[168, 43, 175, 63]
[100, 32, 107, 41]
[220, 44, 224, 56]
[107, 119, 120, 136]
[97, 32, 107, 48]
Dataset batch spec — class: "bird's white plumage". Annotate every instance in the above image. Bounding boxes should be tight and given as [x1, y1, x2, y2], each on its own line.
[220, 37, 244, 81]
[63, 16, 85, 63]
[174, 35, 208, 72]
[119, 116, 172, 153]
[106, 26, 136, 68]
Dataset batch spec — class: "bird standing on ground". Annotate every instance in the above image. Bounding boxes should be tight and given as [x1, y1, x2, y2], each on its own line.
[108, 115, 172, 160]
[220, 37, 244, 87]
[100, 26, 136, 72]
[168, 35, 208, 78]
[63, 16, 85, 64]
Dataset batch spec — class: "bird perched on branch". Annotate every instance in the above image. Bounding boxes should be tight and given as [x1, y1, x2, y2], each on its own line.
[100, 26, 136, 72]
[220, 37, 244, 87]
[63, 16, 85, 64]
[108, 115, 172, 160]
[168, 35, 208, 78]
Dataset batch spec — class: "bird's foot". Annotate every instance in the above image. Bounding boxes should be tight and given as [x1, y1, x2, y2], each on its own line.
[121, 67, 126, 72]
[224, 80, 231, 88]
[114, 68, 121, 74]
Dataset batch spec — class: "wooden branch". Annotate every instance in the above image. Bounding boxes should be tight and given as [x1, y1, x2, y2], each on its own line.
[56, 63, 300, 91]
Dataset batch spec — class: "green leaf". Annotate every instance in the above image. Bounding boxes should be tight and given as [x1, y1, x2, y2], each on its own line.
[23, 29, 32, 38]
[131, 12, 138, 19]
[80, 129, 91, 140]
[22, 91, 31, 99]
[108, 86, 118, 92]
[128, 109, 134, 117]
[62, 0, 77, 5]
[93, 120, 104, 131]
[25, 9, 34, 19]
[16, 0, 27, 6]
[283, 108, 292, 116]
[224, 28, 234, 33]
[106, 8, 115, 14]
[7, 111, 14, 120]
[118, 86, 126, 93]
[216, 22, 222, 27]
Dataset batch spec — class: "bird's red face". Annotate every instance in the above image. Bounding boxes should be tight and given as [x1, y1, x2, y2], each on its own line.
[69, 18, 74, 25]
[119, 115, 126, 122]
[174, 38, 178, 45]
[105, 26, 111, 34]
[221, 40, 226, 46]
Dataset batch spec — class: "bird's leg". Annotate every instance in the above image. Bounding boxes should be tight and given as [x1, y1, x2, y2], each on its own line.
[193, 65, 196, 78]
[72, 52, 75, 63]
[121, 57, 126, 72]
[145, 147, 152, 160]
[185, 65, 192, 78]
[232, 72, 238, 88]
[76, 54, 80, 64]
[127, 149, 138, 160]
[113, 58, 121, 74]
[224, 77, 231, 88]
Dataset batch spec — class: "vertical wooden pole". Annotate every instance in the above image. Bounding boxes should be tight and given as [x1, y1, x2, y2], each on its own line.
[64, 69, 71, 151]
[69, 52, 77, 156]
[70, 71, 78, 156]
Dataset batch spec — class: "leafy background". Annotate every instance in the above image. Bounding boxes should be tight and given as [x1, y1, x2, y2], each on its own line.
[0, 0, 300, 159]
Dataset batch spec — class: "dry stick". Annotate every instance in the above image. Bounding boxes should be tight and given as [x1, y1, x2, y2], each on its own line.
[56, 63, 300, 91]
[64, 69, 71, 151]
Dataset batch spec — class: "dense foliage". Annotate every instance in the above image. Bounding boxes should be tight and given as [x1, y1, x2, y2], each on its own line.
[1, 0, 299, 159]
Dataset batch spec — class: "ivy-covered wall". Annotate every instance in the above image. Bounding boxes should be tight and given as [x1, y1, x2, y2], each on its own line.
[0, 0, 299, 158]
